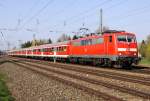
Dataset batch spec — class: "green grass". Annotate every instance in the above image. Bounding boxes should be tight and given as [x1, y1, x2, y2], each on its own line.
[139, 58, 150, 66]
[0, 74, 15, 101]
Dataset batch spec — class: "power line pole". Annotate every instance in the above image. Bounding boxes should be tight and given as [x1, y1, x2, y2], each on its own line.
[100, 9, 103, 34]
[18, 40, 22, 48]
[7, 42, 10, 51]
[32, 34, 36, 46]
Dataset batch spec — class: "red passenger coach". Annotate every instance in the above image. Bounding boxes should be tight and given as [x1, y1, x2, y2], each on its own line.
[8, 30, 140, 68]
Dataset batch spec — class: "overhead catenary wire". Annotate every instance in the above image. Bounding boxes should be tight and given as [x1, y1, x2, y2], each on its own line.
[0, 31, 11, 50]
[42, 0, 79, 23]
[70, 1, 150, 32]
[19, 0, 55, 30]
[22, 0, 42, 21]
[48, 0, 113, 30]
[64, 0, 112, 22]
[68, 0, 127, 25]
[106, 3, 150, 22]
[56, 0, 129, 31]
[14, 0, 42, 31]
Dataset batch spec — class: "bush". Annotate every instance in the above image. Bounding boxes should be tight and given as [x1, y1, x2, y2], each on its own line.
[146, 43, 150, 61]
[0, 74, 15, 101]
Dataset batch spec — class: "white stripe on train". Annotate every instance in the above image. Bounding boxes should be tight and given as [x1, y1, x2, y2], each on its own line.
[118, 48, 137, 52]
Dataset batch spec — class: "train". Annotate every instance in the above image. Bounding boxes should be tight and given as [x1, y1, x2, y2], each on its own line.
[8, 30, 140, 68]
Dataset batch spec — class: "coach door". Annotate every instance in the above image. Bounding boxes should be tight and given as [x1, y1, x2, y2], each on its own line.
[105, 35, 113, 56]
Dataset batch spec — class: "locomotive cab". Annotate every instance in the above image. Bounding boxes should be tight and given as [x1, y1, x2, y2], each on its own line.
[116, 32, 139, 67]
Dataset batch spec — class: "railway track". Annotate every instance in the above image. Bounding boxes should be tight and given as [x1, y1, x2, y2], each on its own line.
[9, 56, 150, 74]
[131, 65, 150, 74]
[13, 56, 150, 75]
[9, 58, 150, 100]
[12, 57, 150, 86]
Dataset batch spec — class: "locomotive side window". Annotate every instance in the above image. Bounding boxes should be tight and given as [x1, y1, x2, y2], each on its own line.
[92, 37, 103, 44]
[98, 37, 104, 44]
[117, 35, 126, 42]
[87, 39, 92, 45]
[73, 38, 103, 46]
[109, 36, 112, 42]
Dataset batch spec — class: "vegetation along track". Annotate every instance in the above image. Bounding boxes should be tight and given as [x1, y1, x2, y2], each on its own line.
[9, 60, 124, 101]
[9, 58, 150, 99]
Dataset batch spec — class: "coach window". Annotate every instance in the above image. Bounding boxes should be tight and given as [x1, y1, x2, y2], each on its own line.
[47, 48, 50, 52]
[51, 48, 54, 52]
[40, 49, 42, 52]
[33, 49, 36, 52]
[64, 46, 67, 51]
[60, 47, 62, 51]
[58, 47, 60, 51]
[43, 48, 46, 52]
[44, 48, 47, 52]
[50, 48, 53, 52]
[73, 41, 80, 46]
[109, 36, 112, 42]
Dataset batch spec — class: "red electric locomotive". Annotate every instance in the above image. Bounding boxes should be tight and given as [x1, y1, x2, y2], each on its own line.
[8, 30, 140, 68]
[69, 30, 139, 67]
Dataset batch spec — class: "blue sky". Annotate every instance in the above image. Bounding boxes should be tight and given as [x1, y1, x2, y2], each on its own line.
[0, 0, 150, 50]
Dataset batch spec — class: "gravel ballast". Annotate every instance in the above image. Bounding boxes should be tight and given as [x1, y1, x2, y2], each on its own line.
[0, 62, 103, 101]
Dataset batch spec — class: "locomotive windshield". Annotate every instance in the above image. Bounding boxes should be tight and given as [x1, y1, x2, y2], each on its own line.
[127, 35, 136, 42]
[117, 35, 136, 42]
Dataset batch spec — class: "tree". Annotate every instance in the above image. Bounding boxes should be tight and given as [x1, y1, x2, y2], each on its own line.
[72, 35, 78, 40]
[21, 38, 53, 48]
[21, 41, 32, 48]
[47, 38, 52, 44]
[139, 34, 150, 60]
[145, 35, 150, 61]
[139, 40, 147, 57]
[146, 43, 150, 61]
[57, 34, 71, 42]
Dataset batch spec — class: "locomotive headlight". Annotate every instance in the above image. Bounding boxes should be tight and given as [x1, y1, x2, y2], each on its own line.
[134, 53, 136, 55]
[119, 53, 122, 55]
